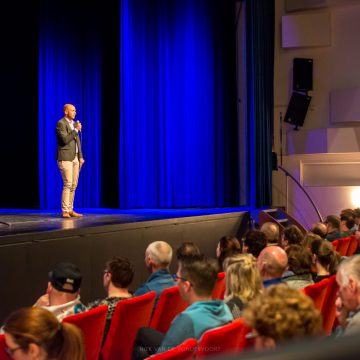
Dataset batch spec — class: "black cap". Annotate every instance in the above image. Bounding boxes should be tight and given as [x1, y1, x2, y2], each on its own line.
[49, 262, 82, 293]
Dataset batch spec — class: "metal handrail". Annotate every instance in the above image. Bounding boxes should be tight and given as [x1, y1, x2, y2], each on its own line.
[278, 165, 323, 222]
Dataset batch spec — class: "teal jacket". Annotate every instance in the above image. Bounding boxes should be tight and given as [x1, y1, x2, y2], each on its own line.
[157, 300, 233, 353]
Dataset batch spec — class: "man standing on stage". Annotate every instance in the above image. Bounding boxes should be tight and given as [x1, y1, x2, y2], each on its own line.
[56, 104, 85, 218]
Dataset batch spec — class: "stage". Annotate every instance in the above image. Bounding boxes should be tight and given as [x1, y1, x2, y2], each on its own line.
[0, 207, 250, 322]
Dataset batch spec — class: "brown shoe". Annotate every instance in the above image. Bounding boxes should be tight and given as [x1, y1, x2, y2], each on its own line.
[69, 211, 83, 217]
[62, 212, 71, 218]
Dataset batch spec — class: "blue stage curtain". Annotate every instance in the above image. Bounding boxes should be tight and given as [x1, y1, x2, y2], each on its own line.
[245, 0, 274, 207]
[38, 6, 101, 209]
[119, 0, 238, 208]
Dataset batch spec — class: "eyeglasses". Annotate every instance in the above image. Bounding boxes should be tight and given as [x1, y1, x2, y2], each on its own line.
[173, 274, 193, 286]
[5, 345, 22, 357]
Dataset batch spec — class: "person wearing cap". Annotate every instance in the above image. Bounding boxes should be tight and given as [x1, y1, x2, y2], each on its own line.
[34, 262, 86, 321]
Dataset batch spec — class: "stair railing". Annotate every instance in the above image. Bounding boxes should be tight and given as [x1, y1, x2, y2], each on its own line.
[278, 165, 323, 223]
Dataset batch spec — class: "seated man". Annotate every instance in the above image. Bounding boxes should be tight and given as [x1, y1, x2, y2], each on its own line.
[335, 255, 360, 336]
[242, 230, 267, 258]
[132, 255, 233, 359]
[87, 256, 134, 342]
[244, 284, 322, 350]
[34, 262, 85, 321]
[134, 241, 175, 305]
[257, 246, 288, 287]
[260, 222, 280, 246]
[324, 215, 342, 242]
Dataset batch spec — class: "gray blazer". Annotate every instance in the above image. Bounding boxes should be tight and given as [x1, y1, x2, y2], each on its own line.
[56, 117, 83, 161]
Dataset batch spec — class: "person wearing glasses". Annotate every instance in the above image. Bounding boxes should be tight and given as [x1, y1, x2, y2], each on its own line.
[132, 255, 233, 359]
[3, 307, 85, 360]
[87, 256, 134, 343]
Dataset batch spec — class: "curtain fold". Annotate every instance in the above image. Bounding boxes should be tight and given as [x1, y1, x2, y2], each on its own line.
[245, 0, 275, 207]
[119, 0, 238, 208]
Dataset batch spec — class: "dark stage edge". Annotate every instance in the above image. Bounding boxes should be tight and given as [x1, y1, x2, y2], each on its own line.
[0, 207, 252, 244]
[0, 207, 250, 322]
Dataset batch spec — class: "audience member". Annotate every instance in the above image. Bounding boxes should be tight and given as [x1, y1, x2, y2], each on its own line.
[257, 246, 288, 287]
[324, 215, 341, 242]
[244, 284, 323, 351]
[260, 222, 280, 245]
[283, 245, 314, 290]
[310, 222, 327, 239]
[340, 213, 355, 237]
[223, 254, 263, 318]
[311, 239, 340, 283]
[132, 255, 233, 359]
[354, 208, 360, 230]
[335, 255, 360, 336]
[175, 242, 201, 263]
[281, 224, 303, 250]
[3, 307, 85, 360]
[33, 262, 85, 321]
[242, 230, 267, 258]
[87, 256, 134, 342]
[134, 241, 175, 304]
[216, 236, 241, 271]
[302, 232, 323, 250]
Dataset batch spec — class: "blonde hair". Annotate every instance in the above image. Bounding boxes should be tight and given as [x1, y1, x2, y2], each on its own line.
[224, 254, 263, 303]
[4, 307, 85, 360]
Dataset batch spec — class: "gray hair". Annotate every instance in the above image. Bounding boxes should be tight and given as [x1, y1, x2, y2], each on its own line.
[338, 255, 360, 287]
[146, 241, 173, 267]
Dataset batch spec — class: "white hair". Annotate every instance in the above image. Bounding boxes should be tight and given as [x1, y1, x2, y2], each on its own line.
[146, 241, 173, 267]
[338, 255, 360, 287]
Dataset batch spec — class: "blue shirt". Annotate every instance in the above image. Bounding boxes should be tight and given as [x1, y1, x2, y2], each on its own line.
[134, 268, 175, 305]
[263, 277, 283, 287]
[157, 300, 233, 353]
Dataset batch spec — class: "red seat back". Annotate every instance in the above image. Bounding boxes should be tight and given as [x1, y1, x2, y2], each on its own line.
[321, 275, 339, 335]
[101, 291, 156, 360]
[347, 235, 358, 256]
[195, 319, 248, 358]
[150, 286, 188, 333]
[147, 338, 197, 360]
[63, 305, 108, 360]
[337, 236, 351, 256]
[0, 334, 12, 360]
[331, 240, 339, 252]
[211, 272, 225, 300]
[302, 278, 330, 311]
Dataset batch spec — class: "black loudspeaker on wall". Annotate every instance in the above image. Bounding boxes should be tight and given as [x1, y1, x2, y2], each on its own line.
[293, 58, 313, 91]
[284, 92, 312, 130]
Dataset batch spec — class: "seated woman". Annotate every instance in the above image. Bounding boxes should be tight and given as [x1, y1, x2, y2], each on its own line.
[3, 307, 84, 360]
[223, 254, 263, 319]
[244, 284, 323, 351]
[283, 245, 314, 290]
[87, 256, 134, 342]
[216, 235, 241, 271]
[310, 238, 340, 283]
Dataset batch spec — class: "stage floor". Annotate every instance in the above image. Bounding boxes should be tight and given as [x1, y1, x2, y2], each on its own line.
[0, 207, 251, 237]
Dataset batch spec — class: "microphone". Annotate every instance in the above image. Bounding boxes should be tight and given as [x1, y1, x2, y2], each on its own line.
[75, 120, 81, 132]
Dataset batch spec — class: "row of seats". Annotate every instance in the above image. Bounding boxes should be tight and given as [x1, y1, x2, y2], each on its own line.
[332, 235, 358, 257]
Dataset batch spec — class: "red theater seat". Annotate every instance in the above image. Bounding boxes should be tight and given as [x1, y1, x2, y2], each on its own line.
[0, 334, 12, 360]
[63, 305, 108, 360]
[101, 291, 156, 360]
[195, 319, 250, 358]
[211, 272, 226, 300]
[146, 338, 197, 360]
[302, 278, 330, 312]
[150, 286, 188, 333]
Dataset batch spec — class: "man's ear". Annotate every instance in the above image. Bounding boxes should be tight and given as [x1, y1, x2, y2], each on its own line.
[348, 277, 358, 293]
[28, 342, 42, 358]
[47, 282, 53, 293]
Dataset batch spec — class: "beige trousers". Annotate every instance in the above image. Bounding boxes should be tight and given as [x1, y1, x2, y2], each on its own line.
[58, 156, 80, 212]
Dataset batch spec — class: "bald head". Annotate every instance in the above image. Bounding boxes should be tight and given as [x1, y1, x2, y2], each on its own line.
[311, 222, 327, 239]
[63, 103, 76, 121]
[257, 245, 288, 279]
[260, 222, 280, 245]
